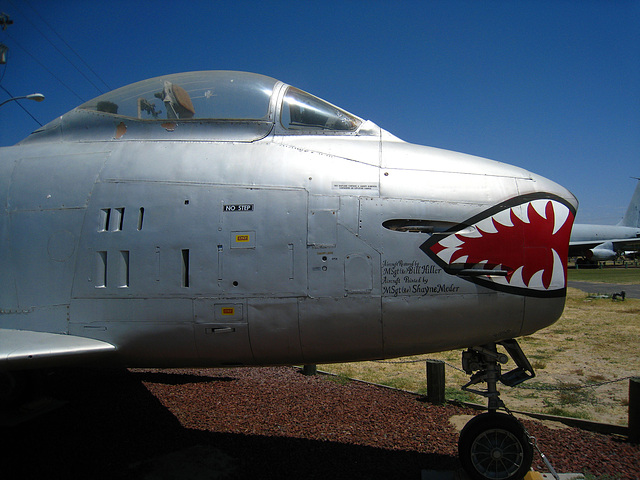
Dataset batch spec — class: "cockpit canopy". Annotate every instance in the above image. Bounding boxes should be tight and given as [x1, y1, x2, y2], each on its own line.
[80, 71, 276, 121]
[78, 70, 363, 133]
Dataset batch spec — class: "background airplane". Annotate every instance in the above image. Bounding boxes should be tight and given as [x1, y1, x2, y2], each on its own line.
[569, 178, 640, 263]
[0, 71, 577, 480]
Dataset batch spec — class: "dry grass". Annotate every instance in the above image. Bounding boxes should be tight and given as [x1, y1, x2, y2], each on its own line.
[319, 288, 640, 426]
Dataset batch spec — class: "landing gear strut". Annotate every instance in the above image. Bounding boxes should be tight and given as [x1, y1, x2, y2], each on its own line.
[457, 340, 536, 480]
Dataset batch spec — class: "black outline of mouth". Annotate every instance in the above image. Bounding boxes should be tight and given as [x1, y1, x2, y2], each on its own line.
[420, 193, 576, 298]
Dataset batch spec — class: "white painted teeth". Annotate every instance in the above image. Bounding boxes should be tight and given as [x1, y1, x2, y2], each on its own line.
[475, 217, 498, 234]
[438, 247, 461, 264]
[549, 248, 565, 289]
[439, 235, 464, 248]
[507, 199, 568, 233]
[434, 199, 572, 291]
[529, 199, 571, 234]
[511, 204, 529, 224]
[528, 270, 545, 288]
[452, 255, 468, 264]
[552, 203, 570, 235]
[531, 199, 548, 219]
[492, 209, 514, 228]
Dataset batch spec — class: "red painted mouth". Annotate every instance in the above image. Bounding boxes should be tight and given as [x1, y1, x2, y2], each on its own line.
[420, 194, 576, 297]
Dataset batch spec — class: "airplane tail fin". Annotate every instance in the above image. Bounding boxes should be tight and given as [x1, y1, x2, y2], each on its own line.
[617, 177, 640, 227]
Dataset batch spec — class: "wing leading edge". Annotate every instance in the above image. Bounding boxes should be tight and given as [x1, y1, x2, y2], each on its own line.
[0, 329, 116, 371]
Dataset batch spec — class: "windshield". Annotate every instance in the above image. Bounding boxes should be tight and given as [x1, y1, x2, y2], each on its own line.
[78, 71, 278, 121]
[281, 87, 362, 132]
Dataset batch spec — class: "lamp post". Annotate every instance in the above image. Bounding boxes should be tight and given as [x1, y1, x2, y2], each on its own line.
[0, 93, 45, 108]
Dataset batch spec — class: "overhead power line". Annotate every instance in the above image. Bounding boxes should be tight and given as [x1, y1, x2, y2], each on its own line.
[7, 0, 107, 96]
[0, 13, 42, 127]
[0, 83, 42, 126]
[22, 0, 111, 92]
[4, 30, 85, 102]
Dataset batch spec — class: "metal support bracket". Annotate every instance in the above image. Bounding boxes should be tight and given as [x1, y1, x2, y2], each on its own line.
[497, 339, 535, 387]
[461, 339, 535, 412]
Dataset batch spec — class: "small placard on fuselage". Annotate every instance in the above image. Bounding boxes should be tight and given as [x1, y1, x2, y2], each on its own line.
[231, 231, 256, 248]
[214, 304, 243, 321]
[223, 204, 254, 212]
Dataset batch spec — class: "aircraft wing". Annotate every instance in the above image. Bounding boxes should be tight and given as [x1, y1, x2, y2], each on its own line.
[0, 329, 116, 371]
[569, 237, 640, 254]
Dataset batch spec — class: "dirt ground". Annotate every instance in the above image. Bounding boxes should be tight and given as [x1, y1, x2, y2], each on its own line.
[321, 287, 640, 426]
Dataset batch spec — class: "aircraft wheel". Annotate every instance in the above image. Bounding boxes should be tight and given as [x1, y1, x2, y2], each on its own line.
[458, 412, 533, 480]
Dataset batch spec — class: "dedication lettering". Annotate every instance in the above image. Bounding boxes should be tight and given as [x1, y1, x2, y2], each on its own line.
[382, 259, 459, 296]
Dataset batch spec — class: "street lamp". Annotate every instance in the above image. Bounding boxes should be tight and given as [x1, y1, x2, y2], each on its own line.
[0, 93, 45, 108]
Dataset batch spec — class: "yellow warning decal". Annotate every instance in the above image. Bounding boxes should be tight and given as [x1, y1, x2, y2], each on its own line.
[221, 307, 235, 316]
[235, 235, 250, 242]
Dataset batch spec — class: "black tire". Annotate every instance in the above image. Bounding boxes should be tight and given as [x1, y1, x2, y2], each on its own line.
[458, 412, 533, 480]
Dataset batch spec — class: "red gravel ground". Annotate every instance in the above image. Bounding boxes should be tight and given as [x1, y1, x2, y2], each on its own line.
[4, 366, 640, 479]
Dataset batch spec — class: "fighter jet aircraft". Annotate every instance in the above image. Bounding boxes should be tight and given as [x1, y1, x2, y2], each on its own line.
[570, 178, 640, 264]
[0, 71, 577, 480]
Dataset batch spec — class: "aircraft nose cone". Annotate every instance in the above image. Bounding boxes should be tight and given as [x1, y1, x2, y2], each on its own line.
[524, 171, 578, 212]
[518, 172, 578, 335]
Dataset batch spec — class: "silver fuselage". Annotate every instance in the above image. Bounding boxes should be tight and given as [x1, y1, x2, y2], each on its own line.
[0, 72, 577, 368]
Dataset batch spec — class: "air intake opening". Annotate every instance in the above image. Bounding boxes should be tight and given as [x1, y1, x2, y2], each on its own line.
[382, 219, 459, 234]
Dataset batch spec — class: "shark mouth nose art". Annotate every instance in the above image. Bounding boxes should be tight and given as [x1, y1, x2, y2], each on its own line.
[420, 194, 576, 297]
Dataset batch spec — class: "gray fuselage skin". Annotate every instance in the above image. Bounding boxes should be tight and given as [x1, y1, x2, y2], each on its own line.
[0, 75, 577, 369]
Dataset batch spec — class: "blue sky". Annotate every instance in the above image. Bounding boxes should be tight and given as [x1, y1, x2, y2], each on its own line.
[1, 0, 638, 224]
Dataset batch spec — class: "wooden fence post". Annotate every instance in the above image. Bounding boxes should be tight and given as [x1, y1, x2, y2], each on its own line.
[302, 365, 317, 376]
[426, 359, 446, 404]
[629, 377, 640, 443]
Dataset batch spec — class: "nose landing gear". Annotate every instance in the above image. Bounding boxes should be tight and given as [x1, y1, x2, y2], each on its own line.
[457, 340, 540, 480]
